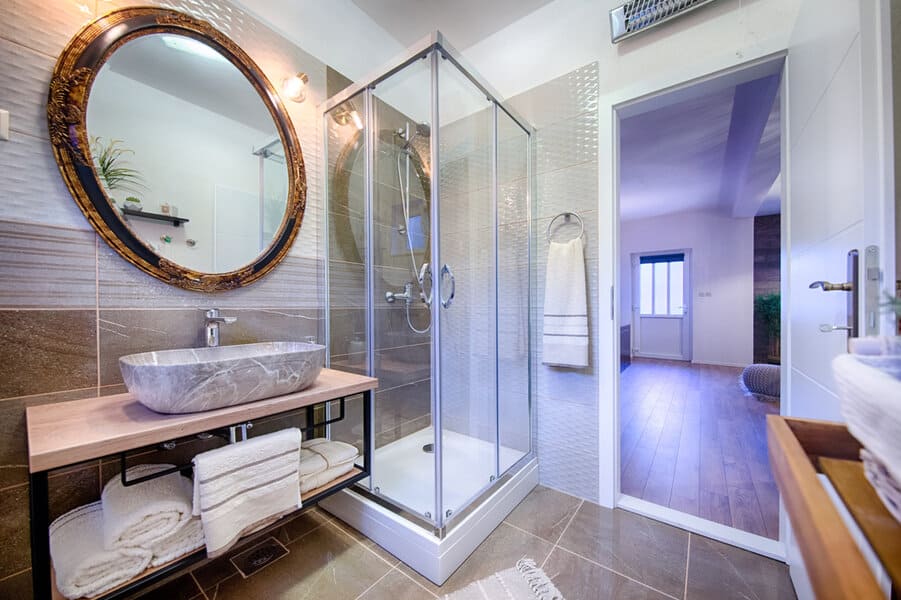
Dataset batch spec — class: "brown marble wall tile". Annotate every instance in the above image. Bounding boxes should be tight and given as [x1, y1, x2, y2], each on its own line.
[0, 387, 109, 489]
[48, 465, 100, 521]
[329, 308, 366, 357]
[374, 379, 431, 437]
[0, 568, 32, 599]
[0, 310, 97, 400]
[0, 483, 31, 578]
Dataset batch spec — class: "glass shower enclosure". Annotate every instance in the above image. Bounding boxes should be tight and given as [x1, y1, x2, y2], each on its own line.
[324, 33, 533, 533]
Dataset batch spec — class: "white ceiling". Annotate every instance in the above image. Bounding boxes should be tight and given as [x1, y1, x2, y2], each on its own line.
[350, 0, 554, 49]
[619, 69, 782, 222]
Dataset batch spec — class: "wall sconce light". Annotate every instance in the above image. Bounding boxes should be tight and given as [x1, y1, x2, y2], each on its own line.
[333, 106, 364, 130]
[281, 72, 309, 102]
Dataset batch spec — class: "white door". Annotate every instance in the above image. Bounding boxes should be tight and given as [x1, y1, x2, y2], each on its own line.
[213, 184, 261, 273]
[632, 251, 691, 361]
[784, 0, 895, 596]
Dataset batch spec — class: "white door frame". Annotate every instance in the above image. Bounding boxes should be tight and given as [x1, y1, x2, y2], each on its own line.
[630, 248, 692, 361]
[606, 52, 788, 560]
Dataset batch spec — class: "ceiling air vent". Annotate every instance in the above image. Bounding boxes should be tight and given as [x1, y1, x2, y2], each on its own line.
[610, 0, 720, 43]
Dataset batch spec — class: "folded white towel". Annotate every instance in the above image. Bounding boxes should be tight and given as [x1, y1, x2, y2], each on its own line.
[542, 237, 588, 368]
[302, 438, 358, 467]
[148, 517, 205, 567]
[50, 502, 152, 600]
[861, 449, 901, 523]
[300, 447, 327, 478]
[193, 428, 302, 557]
[301, 460, 356, 494]
[102, 464, 193, 549]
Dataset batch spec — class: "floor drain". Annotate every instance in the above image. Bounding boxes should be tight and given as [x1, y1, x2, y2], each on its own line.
[230, 536, 289, 578]
[422, 443, 434, 453]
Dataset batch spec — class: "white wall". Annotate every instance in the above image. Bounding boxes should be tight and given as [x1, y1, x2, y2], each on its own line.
[620, 210, 755, 368]
[88, 70, 276, 272]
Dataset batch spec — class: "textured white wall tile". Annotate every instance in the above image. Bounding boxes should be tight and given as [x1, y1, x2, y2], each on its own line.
[0, 220, 97, 308]
[0, 38, 55, 139]
[0, 0, 95, 58]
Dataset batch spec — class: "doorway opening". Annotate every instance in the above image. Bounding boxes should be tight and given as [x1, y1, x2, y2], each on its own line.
[616, 57, 785, 544]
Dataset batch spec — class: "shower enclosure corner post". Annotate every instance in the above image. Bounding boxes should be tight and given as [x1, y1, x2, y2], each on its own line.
[491, 102, 500, 482]
[429, 48, 444, 530]
[363, 87, 377, 492]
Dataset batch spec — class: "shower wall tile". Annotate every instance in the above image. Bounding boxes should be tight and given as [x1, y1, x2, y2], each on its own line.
[535, 111, 599, 176]
[507, 63, 600, 502]
[374, 344, 431, 391]
[329, 308, 367, 357]
[0, 220, 97, 309]
[506, 62, 599, 130]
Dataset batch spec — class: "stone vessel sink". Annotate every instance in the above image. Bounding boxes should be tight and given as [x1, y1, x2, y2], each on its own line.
[119, 341, 326, 414]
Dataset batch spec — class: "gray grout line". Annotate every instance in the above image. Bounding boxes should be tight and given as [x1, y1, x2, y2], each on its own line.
[683, 532, 691, 600]
[540, 499, 583, 569]
[554, 545, 680, 600]
[190, 571, 210, 600]
[394, 565, 440, 598]
[328, 517, 401, 569]
[0, 567, 30, 584]
[502, 520, 561, 546]
[353, 566, 395, 600]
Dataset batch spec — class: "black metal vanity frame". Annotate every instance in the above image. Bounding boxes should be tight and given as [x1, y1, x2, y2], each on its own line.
[28, 385, 372, 600]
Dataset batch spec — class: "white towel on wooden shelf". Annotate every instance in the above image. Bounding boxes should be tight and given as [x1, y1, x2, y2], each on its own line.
[192, 428, 302, 558]
[148, 517, 205, 567]
[299, 438, 358, 494]
[861, 449, 901, 523]
[101, 464, 193, 549]
[50, 502, 152, 600]
[542, 237, 588, 368]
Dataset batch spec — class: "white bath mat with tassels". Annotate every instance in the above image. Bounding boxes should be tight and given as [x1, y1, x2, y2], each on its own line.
[444, 558, 564, 600]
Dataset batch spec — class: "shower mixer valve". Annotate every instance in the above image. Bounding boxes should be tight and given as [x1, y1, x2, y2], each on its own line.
[385, 282, 416, 305]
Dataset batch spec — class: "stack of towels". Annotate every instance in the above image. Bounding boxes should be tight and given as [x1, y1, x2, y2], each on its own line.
[300, 438, 359, 493]
[49, 464, 202, 600]
[47, 430, 359, 597]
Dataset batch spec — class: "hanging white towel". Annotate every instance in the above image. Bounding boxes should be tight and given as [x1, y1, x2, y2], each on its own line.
[192, 428, 302, 557]
[101, 464, 193, 549]
[147, 517, 205, 567]
[542, 237, 588, 368]
[50, 502, 152, 600]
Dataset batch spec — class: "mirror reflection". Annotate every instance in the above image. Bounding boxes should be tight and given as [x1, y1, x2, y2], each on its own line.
[86, 33, 289, 274]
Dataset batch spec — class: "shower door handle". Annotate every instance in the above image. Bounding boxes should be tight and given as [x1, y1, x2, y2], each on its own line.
[439, 264, 455, 308]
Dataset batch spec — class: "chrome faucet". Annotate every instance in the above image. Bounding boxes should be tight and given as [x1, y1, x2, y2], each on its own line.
[205, 308, 236, 347]
[385, 282, 415, 305]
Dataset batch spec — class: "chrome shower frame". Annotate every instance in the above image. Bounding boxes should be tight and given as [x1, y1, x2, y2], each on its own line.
[323, 31, 535, 536]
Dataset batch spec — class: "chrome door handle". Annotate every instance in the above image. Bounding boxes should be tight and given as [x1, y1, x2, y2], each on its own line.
[819, 324, 852, 333]
[809, 280, 853, 292]
[439, 264, 455, 308]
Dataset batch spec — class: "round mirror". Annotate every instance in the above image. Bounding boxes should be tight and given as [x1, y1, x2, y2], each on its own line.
[49, 8, 305, 291]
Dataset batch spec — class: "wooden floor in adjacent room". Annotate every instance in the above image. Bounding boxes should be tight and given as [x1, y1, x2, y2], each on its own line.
[620, 357, 780, 539]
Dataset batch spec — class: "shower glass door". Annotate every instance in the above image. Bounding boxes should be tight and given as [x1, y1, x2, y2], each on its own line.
[436, 55, 498, 521]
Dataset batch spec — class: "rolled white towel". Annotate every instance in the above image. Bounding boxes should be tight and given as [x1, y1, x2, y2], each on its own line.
[302, 438, 358, 467]
[300, 447, 327, 478]
[193, 428, 302, 557]
[102, 464, 193, 549]
[148, 517, 205, 567]
[50, 502, 152, 600]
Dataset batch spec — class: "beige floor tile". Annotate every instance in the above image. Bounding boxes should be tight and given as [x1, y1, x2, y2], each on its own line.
[686, 535, 796, 600]
[208, 521, 392, 600]
[358, 569, 436, 599]
[557, 503, 688, 599]
[504, 484, 583, 543]
[543, 548, 672, 600]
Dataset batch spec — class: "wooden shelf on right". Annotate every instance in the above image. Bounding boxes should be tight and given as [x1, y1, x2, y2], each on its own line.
[767, 415, 900, 600]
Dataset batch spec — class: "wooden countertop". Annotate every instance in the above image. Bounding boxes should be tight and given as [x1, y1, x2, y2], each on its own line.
[767, 415, 895, 600]
[26, 368, 377, 473]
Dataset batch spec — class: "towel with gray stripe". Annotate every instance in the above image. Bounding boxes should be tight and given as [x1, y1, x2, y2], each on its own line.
[192, 428, 303, 557]
[542, 237, 588, 368]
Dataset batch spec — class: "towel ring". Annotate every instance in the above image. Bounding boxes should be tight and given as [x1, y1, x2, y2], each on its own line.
[546, 211, 584, 243]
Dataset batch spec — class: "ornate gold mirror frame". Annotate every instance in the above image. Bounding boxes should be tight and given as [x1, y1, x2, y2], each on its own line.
[48, 7, 306, 292]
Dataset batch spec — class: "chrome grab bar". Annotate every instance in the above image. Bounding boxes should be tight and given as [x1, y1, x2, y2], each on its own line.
[440, 264, 455, 308]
